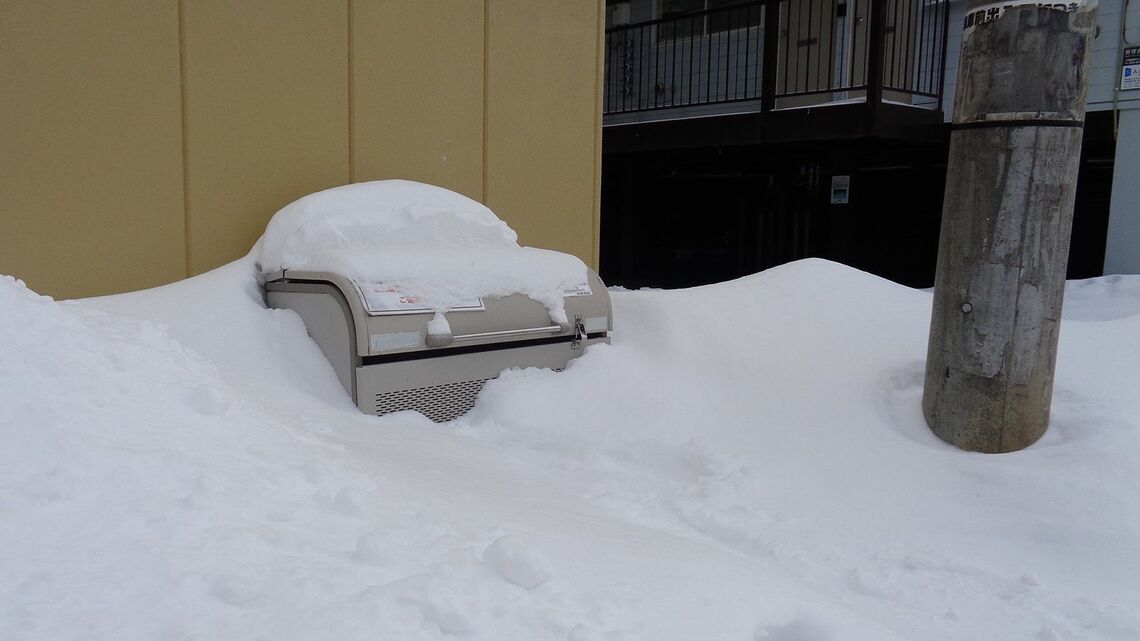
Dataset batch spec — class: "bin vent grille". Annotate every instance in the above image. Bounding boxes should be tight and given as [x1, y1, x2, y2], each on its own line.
[374, 378, 491, 423]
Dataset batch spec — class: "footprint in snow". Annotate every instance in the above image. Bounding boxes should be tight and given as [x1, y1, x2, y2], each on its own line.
[482, 535, 553, 590]
[754, 614, 831, 641]
[354, 530, 391, 566]
[187, 384, 231, 417]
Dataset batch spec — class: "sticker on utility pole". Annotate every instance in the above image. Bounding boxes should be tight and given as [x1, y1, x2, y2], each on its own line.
[1123, 47, 1140, 92]
[962, 2, 1083, 35]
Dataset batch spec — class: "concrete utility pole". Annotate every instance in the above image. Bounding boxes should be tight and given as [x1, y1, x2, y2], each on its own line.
[923, 0, 1098, 453]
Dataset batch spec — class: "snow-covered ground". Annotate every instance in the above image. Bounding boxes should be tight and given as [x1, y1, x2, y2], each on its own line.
[3, 250, 1139, 638]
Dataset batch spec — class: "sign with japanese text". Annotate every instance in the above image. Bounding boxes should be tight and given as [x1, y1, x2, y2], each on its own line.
[962, 2, 1083, 36]
[1123, 47, 1140, 92]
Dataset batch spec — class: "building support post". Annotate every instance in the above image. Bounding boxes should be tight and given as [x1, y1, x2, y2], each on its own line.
[864, 0, 886, 135]
[760, 0, 780, 135]
[923, 1, 1098, 453]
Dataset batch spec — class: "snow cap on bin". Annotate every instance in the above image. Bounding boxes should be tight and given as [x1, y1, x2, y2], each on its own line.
[255, 180, 519, 278]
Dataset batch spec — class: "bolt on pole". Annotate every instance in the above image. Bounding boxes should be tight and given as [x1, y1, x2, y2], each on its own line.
[923, 1, 1098, 453]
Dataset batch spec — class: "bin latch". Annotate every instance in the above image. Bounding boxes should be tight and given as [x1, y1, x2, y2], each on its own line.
[571, 315, 586, 350]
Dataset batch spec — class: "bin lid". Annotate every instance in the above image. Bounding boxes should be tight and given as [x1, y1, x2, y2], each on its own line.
[255, 180, 590, 320]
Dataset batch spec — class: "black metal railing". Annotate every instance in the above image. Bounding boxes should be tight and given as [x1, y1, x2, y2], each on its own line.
[603, 0, 949, 117]
[605, 2, 766, 114]
[880, 0, 950, 99]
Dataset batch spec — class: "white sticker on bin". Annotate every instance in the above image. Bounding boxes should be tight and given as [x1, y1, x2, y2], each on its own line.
[370, 331, 423, 352]
[357, 283, 483, 315]
[565, 283, 593, 297]
[584, 316, 608, 333]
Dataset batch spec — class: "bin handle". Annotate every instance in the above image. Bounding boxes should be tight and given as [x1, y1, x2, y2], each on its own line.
[425, 322, 569, 348]
[453, 323, 568, 342]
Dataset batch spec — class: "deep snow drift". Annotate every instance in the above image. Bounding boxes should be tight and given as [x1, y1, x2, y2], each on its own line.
[2, 258, 1139, 641]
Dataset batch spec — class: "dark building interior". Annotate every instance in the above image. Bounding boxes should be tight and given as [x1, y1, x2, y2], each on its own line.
[601, 107, 1116, 291]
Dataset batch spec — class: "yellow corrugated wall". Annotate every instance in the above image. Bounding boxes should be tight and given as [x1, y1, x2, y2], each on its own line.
[0, 0, 603, 299]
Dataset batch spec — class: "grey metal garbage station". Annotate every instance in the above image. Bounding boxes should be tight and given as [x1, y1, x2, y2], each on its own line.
[265, 269, 612, 421]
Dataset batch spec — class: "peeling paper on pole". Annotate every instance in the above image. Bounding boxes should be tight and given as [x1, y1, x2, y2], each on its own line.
[961, 1, 1094, 38]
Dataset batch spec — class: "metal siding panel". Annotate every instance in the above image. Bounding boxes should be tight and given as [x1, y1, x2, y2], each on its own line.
[182, 0, 350, 275]
[486, 0, 602, 267]
[0, 0, 186, 298]
[351, 0, 485, 200]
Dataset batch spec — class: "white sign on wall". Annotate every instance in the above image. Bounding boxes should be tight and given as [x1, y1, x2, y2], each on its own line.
[1123, 47, 1140, 92]
[830, 175, 851, 205]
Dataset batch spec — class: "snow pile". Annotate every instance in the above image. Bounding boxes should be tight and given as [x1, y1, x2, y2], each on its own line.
[1061, 273, 1140, 321]
[255, 180, 588, 320]
[463, 263, 1140, 640]
[2, 258, 1139, 641]
[0, 272, 611, 640]
[256, 180, 517, 268]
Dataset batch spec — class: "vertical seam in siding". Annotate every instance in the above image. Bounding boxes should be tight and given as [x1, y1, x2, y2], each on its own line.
[178, 0, 192, 277]
[482, 0, 490, 204]
[348, 0, 355, 183]
[593, 0, 605, 269]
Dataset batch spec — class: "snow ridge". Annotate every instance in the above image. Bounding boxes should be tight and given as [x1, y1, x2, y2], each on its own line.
[3, 259, 1139, 641]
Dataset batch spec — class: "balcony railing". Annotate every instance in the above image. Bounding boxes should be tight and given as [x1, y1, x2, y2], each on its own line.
[603, 0, 950, 118]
